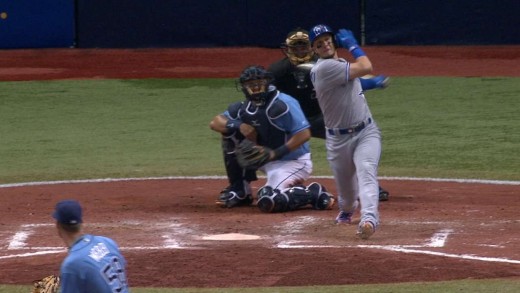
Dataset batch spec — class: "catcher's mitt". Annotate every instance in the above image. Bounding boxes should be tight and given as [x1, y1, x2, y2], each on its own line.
[236, 139, 272, 170]
[32, 274, 60, 293]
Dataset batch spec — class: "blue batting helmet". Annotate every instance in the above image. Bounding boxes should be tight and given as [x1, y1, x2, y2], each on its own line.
[309, 24, 336, 46]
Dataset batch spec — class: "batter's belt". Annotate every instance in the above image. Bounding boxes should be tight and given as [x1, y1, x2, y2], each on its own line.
[326, 118, 372, 135]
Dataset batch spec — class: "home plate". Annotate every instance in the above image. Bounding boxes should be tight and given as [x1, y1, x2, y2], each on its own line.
[202, 233, 261, 241]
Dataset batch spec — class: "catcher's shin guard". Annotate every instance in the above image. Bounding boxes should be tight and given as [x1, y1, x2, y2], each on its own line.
[306, 182, 335, 210]
[379, 186, 390, 201]
[217, 137, 256, 208]
[256, 186, 289, 213]
[282, 184, 334, 211]
[217, 188, 253, 208]
[283, 185, 315, 211]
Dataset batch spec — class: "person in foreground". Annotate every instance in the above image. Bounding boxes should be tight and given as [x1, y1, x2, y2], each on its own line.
[309, 24, 382, 239]
[53, 199, 130, 292]
[209, 65, 335, 213]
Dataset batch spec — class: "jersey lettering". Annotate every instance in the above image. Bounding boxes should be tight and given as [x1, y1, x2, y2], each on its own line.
[89, 242, 109, 261]
[101, 257, 128, 292]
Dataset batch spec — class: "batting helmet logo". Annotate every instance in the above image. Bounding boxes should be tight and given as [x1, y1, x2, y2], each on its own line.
[309, 24, 336, 46]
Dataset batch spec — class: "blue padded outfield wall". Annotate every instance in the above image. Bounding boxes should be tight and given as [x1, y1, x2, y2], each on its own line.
[0, 0, 75, 49]
[0, 0, 518, 49]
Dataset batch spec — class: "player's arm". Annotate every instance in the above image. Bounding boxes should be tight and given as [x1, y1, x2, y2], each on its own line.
[360, 75, 390, 90]
[59, 272, 79, 292]
[284, 128, 311, 151]
[336, 29, 373, 79]
[349, 56, 372, 79]
[209, 101, 244, 135]
[269, 128, 311, 160]
[209, 114, 229, 134]
[268, 97, 311, 160]
[209, 112, 257, 141]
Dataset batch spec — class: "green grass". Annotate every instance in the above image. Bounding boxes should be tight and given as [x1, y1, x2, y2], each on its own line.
[368, 77, 519, 180]
[0, 79, 238, 182]
[0, 77, 519, 291]
[2, 278, 519, 292]
[1, 77, 518, 184]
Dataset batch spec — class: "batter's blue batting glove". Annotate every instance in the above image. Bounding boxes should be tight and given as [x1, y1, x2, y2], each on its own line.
[336, 29, 358, 49]
[336, 29, 366, 59]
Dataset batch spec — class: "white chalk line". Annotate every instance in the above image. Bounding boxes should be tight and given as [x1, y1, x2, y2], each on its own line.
[0, 246, 201, 261]
[1, 221, 199, 260]
[0, 250, 65, 260]
[3, 221, 518, 265]
[3, 241, 519, 265]
[277, 229, 520, 265]
[7, 231, 33, 250]
[1, 175, 519, 188]
[357, 245, 520, 265]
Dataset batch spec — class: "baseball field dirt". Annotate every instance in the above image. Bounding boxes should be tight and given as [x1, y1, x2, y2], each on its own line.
[0, 46, 519, 287]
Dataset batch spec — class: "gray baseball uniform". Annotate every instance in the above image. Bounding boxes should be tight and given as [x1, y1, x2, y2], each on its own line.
[310, 58, 381, 228]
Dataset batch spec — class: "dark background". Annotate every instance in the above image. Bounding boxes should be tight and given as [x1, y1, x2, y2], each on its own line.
[0, 0, 518, 49]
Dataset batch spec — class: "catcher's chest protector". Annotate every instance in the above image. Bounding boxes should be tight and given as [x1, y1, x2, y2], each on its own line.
[241, 99, 287, 149]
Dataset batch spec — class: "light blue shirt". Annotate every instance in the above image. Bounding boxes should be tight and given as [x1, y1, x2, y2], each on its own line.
[60, 234, 129, 293]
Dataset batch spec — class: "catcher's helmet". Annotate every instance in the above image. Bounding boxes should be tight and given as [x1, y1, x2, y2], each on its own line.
[238, 65, 274, 106]
[309, 24, 336, 46]
[281, 28, 313, 65]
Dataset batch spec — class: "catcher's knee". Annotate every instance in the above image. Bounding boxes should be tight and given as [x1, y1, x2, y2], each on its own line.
[221, 131, 246, 154]
[256, 186, 289, 213]
[221, 137, 236, 154]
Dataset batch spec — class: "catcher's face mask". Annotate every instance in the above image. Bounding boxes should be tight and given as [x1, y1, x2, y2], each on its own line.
[242, 79, 269, 106]
[238, 65, 274, 107]
[282, 31, 313, 65]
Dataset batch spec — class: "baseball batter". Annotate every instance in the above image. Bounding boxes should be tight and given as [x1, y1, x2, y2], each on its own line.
[309, 24, 381, 239]
[269, 28, 390, 201]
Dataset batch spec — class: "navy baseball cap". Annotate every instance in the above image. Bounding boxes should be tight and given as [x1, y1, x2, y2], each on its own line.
[52, 200, 83, 225]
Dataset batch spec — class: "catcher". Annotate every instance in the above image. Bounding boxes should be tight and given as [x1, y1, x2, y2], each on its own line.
[209, 65, 334, 212]
[214, 28, 390, 207]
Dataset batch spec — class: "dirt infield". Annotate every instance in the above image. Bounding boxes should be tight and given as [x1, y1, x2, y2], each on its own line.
[1, 46, 519, 81]
[0, 46, 519, 288]
[1, 178, 519, 287]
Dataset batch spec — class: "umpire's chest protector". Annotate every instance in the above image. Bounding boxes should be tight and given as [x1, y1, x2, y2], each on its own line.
[240, 97, 289, 149]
